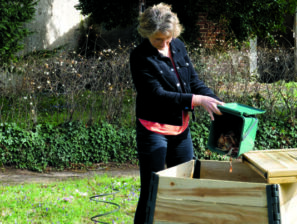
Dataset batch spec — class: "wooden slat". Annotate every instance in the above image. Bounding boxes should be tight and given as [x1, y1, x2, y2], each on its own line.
[157, 176, 268, 207]
[267, 176, 297, 184]
[279, 182, 297, 224]
[267, 169, 297, 178]
[243, 159, 268, 181]
[200, 160, 266, 183]
[244, 151, 281, 173]
[265, 152, 297, 173]
[244, 148, 297, 153]
[157, 160, 195, 178]
[243, 149, 297, 182]
[153, 197, 269, 224]
[288, 151, 297, 159]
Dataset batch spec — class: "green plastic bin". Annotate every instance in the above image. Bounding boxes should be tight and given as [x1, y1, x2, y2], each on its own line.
[207, 103, 265, 157]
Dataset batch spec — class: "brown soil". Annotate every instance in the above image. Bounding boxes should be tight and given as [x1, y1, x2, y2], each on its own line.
[0, 163, 139, 185]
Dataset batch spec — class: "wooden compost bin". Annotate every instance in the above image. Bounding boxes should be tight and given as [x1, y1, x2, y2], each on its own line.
[146, 149, 297, 224]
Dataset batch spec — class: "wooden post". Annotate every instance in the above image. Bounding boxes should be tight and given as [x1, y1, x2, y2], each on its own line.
[249, 37, 257, 76]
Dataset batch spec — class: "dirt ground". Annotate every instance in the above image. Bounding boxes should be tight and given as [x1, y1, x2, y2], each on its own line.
[0, 163, 139, 185]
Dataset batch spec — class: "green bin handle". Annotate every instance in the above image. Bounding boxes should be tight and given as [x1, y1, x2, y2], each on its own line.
[241, 118, 258, 141]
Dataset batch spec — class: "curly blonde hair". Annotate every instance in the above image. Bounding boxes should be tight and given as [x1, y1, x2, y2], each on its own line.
[137, 3, 184, 38]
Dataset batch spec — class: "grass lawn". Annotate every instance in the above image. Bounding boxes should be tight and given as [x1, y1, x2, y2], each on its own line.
[0, 175, 140, 224]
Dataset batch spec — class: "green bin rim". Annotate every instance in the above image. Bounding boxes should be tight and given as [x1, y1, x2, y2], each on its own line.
[218, 103, 265, 116]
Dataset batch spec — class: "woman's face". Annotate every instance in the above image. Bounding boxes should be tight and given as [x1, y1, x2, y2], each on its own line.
[148, 31, 172, 50]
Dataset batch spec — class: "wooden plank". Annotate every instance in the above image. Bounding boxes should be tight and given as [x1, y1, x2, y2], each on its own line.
[153, 197, 269, 224]
[244, 151, 280, 173]
[265, 152, 297, 175]
[200, 160, 266, 183]
[279, 182, 297, 224]
[267, 176, 297, 184]
[243, 159, 268, 181]
[243, 156, 297, 182]
[244, 148, 297, 154]
[157, 176, 268, 207]
[243, 153, 270, 175]
[288, 150, 297, 159]
[243, 149, 297, 182]
[157, 160, 195, 178]
[267, 169, 297, 178]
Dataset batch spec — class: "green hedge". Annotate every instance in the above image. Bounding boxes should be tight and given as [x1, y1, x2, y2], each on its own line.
[0, 121, 137, 172]
[1, 116, 297, 172]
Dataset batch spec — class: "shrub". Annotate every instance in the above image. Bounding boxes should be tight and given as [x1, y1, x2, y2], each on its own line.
[1, 39, 296, 127]
[0, 44, 136, 127]
[256, 116, 297, 150]
[1, 112, 297, 172]
[0, 0, 38, 64]
[0, 121, 137, 172]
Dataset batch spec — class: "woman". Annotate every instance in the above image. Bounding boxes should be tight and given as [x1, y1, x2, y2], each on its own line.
[130, 3, 224, 223]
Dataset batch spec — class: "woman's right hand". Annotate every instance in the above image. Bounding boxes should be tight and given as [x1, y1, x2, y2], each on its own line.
[193, 95, 224, 120]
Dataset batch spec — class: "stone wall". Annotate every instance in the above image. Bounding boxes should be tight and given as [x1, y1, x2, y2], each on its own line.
[21, 0, 85, 55]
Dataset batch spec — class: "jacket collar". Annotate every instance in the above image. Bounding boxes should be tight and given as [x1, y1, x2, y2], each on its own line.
[170, 38, 181, 55]
[141, 38, 182, 57]
[142, 38, 159, 56]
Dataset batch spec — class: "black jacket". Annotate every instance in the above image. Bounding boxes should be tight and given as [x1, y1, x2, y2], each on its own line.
[130, 38, 219, 126]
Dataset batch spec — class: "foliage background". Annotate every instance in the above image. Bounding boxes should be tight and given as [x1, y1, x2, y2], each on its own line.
[75, 0, 297, 44]
[1, 0, 297, 171]
[0, 0, 38, 64]
[1, 40, 297, 171]
[205, 0, 297, 42]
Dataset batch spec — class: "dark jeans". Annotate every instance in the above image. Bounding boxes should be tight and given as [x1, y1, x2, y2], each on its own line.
[134, 120, 194, 224]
